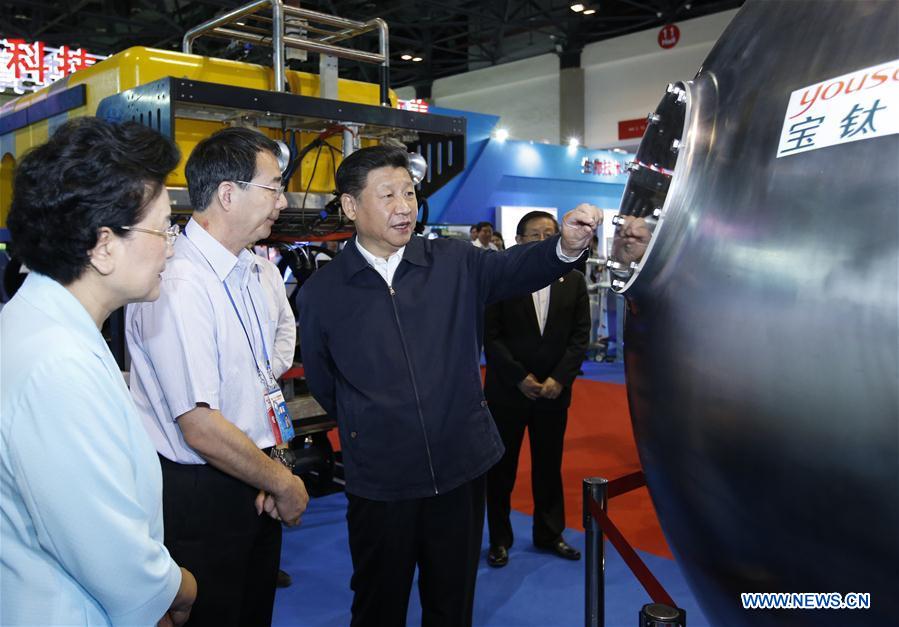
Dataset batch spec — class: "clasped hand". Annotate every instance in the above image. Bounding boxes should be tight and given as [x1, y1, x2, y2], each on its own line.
[517, 374, 563, 400]
[254, 473, 309, 527]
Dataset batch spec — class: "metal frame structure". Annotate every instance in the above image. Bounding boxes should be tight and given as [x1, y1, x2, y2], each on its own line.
[2, 1, 745, 91]
[95, 75, 466, 236]
[181, 0, 390, 105]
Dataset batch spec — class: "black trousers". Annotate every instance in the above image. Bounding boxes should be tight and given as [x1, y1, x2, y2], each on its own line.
[159, 456, 282, 627]
[346, 475, 486, 627]
[486, 402, 568, 548]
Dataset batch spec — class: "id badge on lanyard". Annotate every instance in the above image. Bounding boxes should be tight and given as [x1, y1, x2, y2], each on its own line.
[221, 272, 296, 445]
[264, 385, 295, 444]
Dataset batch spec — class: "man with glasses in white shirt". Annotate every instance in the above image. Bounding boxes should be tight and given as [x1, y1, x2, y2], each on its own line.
[127, 127, 308, 627]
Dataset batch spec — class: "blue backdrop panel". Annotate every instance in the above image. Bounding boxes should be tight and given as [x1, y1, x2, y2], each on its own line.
[424, 107, 632, 226]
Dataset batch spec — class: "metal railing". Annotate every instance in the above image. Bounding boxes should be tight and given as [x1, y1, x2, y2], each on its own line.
[182, 0, 390, 105]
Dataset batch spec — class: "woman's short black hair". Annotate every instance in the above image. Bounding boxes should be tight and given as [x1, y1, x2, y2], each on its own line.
[335, 144, 410, 198]
[7, 117, 180, 285]
[185, 127, 281, 211]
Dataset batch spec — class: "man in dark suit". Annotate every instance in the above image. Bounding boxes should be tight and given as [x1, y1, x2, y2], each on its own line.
[484, 210, 591, 567]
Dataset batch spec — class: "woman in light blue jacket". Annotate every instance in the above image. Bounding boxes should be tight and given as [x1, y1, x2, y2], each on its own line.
[1, 118, 196, 626]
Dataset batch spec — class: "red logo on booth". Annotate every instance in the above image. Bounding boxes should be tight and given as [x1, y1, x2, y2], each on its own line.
[658, 24, 680, 49]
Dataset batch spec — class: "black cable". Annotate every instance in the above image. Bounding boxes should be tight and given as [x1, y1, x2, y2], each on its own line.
[301, 143, 325, 212]
[303, 142, 346, 237]
[285, 134, 321, 189]
[282, 133, 346, 238]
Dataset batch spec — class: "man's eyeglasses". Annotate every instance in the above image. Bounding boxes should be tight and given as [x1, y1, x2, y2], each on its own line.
[121, 223, 181, 245]
[234, 180, 286, 198]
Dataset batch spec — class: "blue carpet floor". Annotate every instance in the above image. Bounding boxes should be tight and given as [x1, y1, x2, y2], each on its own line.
[579, 361, 626, 385]
[274, 492, 708, 627]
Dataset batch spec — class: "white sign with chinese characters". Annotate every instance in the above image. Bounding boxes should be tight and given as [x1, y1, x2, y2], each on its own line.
[1, 39, 106, 94]
[776, 59, 898, 158]
[581, 157, 624, 177]
[398, 98, 429, 113]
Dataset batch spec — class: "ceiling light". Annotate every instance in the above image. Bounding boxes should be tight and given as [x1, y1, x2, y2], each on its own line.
[412, 56, 423, 62]
[495, 128, 509, 142]
[568, 137, 580, 148]
[583, 8, 596, 15]
[401, 53, 413, 60]
[570, 3, 585, 12]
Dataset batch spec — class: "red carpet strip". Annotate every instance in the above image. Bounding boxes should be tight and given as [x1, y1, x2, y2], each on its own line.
[509, 378, 673, 558]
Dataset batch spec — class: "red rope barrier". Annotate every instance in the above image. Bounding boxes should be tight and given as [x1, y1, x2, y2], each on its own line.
[586, 497, 676, 608]
[605, 471, 646, 498]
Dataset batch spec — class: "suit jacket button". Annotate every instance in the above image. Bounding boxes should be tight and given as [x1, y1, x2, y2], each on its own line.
[480, 400, 488, 407]
[350, 431, 357, 438]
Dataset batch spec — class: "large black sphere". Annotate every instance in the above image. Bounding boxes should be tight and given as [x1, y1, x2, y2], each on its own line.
[612, 1, 899, 625]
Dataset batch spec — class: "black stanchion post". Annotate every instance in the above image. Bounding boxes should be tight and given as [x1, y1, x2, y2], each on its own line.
[639, 603, 686, 626]
[584, 477, 609, 627]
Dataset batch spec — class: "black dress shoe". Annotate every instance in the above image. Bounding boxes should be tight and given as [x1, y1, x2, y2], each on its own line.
[276, 569, 292, 588]
[536, 538, 581, 561]
[487, 545, 509, 568]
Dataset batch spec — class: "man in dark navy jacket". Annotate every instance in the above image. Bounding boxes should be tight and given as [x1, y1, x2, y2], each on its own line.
[297, 145, 601, 627]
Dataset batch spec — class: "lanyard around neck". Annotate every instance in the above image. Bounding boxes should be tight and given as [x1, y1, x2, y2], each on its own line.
[184, 232, 276, 389]
[222, 279, 275, 389]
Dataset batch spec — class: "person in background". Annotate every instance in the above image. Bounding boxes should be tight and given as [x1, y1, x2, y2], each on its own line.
[473, 221, 499, 250]
[470, 224, 479, 241]
[127, 127, 308, 627]
[1, 117, 196, 626]
[483, 210, 590, 568]
[492, 231, 506, 251]
[298, 144, 602, 627]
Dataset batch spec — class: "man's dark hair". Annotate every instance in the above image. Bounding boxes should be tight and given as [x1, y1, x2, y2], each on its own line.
[336, 144, 410, 198]
[7, 117, 179, 285]
[185, 127, 281, 211]
[516, 210, 558, 236]
[475, 221, 494, 232]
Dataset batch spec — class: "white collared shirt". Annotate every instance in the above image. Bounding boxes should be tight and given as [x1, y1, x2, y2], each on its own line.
[127, 218, 285, 463]
[532, 284, 551, 335]
[472, 239, 499, 251]
[355, 238, 405, 286]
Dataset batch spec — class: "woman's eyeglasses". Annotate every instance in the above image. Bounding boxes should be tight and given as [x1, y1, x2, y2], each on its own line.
[121, 223, 181, 245]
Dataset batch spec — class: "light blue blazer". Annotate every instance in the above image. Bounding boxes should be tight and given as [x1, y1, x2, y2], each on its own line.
[1, 273, 181, 625]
